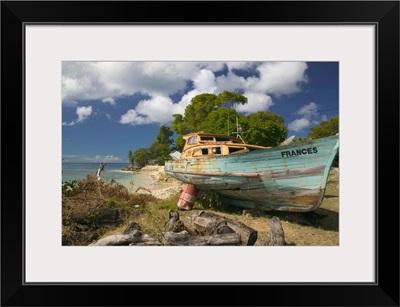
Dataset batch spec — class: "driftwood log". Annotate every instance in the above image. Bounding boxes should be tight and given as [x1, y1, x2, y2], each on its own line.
[89, 230, 142, 246]
[164, 211, 186, 232]
[90, 222, 162, 246]
[162, 231, 241, 246]
[96, 162, 106, 180]
[88, 210, 261, 246]
[191, 211, 258, 246]
[266, 216, 287, 246]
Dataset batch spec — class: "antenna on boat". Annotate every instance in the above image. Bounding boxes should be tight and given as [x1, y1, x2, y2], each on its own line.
[233, 115, 246, 143]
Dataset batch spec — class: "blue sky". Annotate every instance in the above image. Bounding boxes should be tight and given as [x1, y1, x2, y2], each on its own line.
[62, 61, 338, 163]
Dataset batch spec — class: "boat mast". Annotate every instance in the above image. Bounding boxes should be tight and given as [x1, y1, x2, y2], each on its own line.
[228, 102, 245, 143]
[227, 108, 230, 135]
[233, 115, 246, 143]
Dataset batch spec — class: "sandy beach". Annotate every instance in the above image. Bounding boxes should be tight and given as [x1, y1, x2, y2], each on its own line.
[133, 165, 183, 199]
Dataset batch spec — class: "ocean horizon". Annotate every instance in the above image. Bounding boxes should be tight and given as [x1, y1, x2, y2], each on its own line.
[62, 162, 153, 191]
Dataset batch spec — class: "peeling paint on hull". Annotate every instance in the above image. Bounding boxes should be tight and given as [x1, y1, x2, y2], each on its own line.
[165, 135, 339, 212]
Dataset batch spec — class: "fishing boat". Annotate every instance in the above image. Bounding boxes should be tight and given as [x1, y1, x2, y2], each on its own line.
[164, 131, 339, 212]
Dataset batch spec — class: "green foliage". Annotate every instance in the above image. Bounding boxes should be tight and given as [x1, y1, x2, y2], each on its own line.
[293, 137, 310, 143]
[199, 108, 243, 135]
[174, 135, 185, 151]
[172, 91, 287, 148]
[171, 114, 186, 138]
[245, 111, 285, 125]
[308, 116, 339, 139]
[171, 91, 248, 140]
[214, 90, 248, 106]
[154, 202, 178, 211]
[147, 125, 175, 165]
[62, 180, 80, 196]
[128, 150, 135, 165]
[105, 196, 116, 208]
[241, 112, 288, 146]
[117, 201, 132, 216]
[134, 147, 149, 167]
[156, 125, 174, 146]
[308, 116, 339, 167]
[182, 93, 219, 132]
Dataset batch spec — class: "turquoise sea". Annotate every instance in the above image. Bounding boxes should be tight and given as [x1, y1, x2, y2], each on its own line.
[62, 163, 153, 191]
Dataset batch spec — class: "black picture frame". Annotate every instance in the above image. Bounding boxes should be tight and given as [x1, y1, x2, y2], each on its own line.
[1, 1, 399, 306]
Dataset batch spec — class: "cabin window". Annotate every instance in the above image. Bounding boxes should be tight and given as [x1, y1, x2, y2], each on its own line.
[188, 136, 197, 144]
[228, 147, 244, 153]
[215, 137, 230, 142]
[192, 148, 206, 156]
[212, 147, 221, 155]
[200, 136, 214, 141]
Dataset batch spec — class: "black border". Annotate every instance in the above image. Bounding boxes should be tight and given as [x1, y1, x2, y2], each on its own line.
[1, 1, 399, 306]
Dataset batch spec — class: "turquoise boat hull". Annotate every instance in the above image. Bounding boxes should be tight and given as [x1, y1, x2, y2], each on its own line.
[165, 135, 339, 212]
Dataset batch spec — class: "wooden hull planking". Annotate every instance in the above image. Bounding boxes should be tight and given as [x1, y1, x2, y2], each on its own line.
[165, 135, 339, 212]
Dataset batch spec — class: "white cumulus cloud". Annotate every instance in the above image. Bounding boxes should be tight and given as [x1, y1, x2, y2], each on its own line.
[102, 97, 115, 105]
[76, 106, 93, 123]
[235, 92, 273, 114]
[252, 62, 308, 96]
[63, 61, 309, 126]
[94, 155, 122, 163]
[63, 105, 93, 126]
[288, 102, 329, 133]
[296, 102, 318, 117]
[288, 118, 311, 132]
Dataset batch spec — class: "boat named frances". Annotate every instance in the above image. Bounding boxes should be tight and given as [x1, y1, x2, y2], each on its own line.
[164, 131, 339, 212]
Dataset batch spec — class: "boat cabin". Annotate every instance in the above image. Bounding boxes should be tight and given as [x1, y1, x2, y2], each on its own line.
[179, 132, 268, 159]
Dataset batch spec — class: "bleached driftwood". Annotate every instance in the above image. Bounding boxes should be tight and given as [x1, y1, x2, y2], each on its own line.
[96, 162, 106, 181]
[89, 230, 142, 246]
[266, 216, 287, 246]
[88, 210, 259, 246]
[191, 211, 258, 246]
[162, 230, 241, 246]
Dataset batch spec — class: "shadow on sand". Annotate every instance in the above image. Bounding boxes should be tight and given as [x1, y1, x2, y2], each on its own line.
[269, 208, 339, 232]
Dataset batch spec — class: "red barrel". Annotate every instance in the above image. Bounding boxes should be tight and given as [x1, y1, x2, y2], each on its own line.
[177, 184, 200, 210]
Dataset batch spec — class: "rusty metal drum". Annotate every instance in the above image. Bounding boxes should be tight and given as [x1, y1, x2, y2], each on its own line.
[177, 184, 200, 210]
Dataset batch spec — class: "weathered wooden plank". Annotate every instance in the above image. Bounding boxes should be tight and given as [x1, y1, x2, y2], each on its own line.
[165, 134, 339, 212]
[162, 231, 241, 246]
[191, 211, 258, 246]
[89, 230, 142, 246]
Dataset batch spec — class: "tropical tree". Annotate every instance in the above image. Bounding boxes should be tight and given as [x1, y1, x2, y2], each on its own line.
[308, 116, 339, 166]
[128, 150, 135, 165]
[308, 116, 339, 139]
[172, 91, 248, 150]
[239, 112, 287, 146]
[156, 125, 174, 146]
[172, 91, 289, 149]
[148, 125, 175, 165]
[133, 148, 149, 168]
[199, 108, 243, 135]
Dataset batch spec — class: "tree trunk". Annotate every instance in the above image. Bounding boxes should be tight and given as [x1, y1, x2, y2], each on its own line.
[191, 211, 258, 246]
[162, 230, 241, 246]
